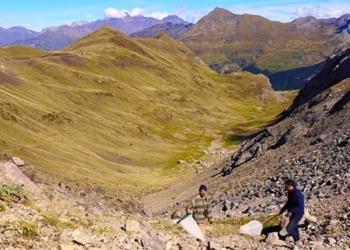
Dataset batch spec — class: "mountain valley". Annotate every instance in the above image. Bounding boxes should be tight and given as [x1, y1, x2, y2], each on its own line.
[0, 9, 349, 250]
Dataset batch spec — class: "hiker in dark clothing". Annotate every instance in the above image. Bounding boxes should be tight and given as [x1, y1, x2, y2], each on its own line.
[279, 179, 305, 248]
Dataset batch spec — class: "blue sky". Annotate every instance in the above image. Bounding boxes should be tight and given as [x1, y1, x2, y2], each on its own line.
[1, 0, 349, 31]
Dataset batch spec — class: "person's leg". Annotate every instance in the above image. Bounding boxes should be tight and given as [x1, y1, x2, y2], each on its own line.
[286, 214, 303, 242]
[198, 223, 206, 237]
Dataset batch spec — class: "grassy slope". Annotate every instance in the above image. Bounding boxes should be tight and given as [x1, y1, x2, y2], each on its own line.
[0, 27, 295, 198]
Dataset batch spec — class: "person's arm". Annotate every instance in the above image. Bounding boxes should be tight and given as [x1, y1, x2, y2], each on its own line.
[279, 198, 291, 215]
[186, 198, 196, 214]
[279, 203, 287, 215]
[206, 198, 213, 223]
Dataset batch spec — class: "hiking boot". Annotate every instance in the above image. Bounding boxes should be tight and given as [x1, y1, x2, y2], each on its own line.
[293, 240, 303, 250]
[197, 242, 207, 250]
[197, 240, 206, 248]
[285, 236, 294, 249]
[295, 240, 303, 246]
[279, 227, 288, 236]
[286, 240, 303, 250]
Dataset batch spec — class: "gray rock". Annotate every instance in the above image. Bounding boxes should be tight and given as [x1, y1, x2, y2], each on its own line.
[125, 219, 141, 232]
[11, 157, 24, 167]
[0, 161, 40, 194]
[142, 207, 153, 217]
[266, 232, 286, 246]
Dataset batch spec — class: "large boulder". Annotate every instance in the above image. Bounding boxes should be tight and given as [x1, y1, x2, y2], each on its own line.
[0, 161, 40, 194]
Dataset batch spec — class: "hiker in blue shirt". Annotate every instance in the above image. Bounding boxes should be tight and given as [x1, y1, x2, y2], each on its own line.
[279, 179, 305, 248]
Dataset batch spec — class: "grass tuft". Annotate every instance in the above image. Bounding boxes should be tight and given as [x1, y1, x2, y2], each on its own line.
[0, 184, 26, 203]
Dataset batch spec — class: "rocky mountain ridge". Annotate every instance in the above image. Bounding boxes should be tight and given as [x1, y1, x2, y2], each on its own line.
[178, 8, 350, 90]
[0, 27, 39, 46]
[129, 22, 194, 39]
[0, 14, 189, 50]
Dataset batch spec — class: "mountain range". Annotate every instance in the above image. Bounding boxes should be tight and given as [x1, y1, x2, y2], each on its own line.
[0, 14, 190, 51]
[1, 8, 350, 90]
[178, 8, 350, 90]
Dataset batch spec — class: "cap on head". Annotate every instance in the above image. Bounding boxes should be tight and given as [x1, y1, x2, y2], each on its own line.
[285, 179, 296, 187]
[199, 184, 207, 191]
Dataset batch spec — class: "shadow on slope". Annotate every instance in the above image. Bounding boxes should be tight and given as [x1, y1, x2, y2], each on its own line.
[244, 61, 326, 90]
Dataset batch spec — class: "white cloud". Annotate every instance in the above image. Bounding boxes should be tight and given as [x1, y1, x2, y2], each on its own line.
[104, 7, 144, 18]
[148, 11, 168, 19]
[220, 4, 298, 23]
[104, 7, 167, 19]
[326, 9, 346, 17]
[103, 2, 350, 24]
[296, 6, 317, 17]
[172, 5, 188, 16]
[295, 5, 346, 19]
[172, 6, 211, 23]
[184, 9, 211, 22]
[217, 2, 350, 23]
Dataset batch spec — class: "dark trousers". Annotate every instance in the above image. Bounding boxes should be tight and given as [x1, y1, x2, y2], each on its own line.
[286, 214, 303, 242]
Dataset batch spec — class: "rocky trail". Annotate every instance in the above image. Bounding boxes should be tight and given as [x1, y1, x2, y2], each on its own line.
[2, 156, 347, 250]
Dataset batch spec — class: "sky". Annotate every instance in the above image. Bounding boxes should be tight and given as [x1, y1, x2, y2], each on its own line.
[1, 0, 349, 31]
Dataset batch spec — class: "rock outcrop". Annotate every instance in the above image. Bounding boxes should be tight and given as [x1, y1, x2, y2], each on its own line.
[0, 160, 40, 194]
[205, 47, 350, 248]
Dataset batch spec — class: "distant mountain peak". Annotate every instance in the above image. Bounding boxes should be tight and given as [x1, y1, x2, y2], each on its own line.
[66, 26, 145, 54]
[213, 7, 227, 11]
[6, 26, 37, 35]
[70, 20, 89, 27]
[161, 15, 188, 24]
[122, 13, 146, 21]
[200, 7, 239, 23]
[9, 26, 26, 30]
[292, 16, 317, 24]
[42, 26, 61, 32]
[336, 14, 350, 26]
[211, 7, 235, 15]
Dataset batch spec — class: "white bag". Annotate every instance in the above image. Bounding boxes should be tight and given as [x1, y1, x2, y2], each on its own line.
[175, 214, 205, 241]
[239, 220, 263, 236]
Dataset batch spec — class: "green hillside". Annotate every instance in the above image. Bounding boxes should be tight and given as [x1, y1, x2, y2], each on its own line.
[0, 27, 294, 198]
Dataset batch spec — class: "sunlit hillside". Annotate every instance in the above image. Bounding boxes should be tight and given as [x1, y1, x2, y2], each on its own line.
[0, 27, 295, 198]
[179, 8, 346, 77]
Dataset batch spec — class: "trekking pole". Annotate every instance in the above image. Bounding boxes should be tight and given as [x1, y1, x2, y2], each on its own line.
[263, 214, 280, 225]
